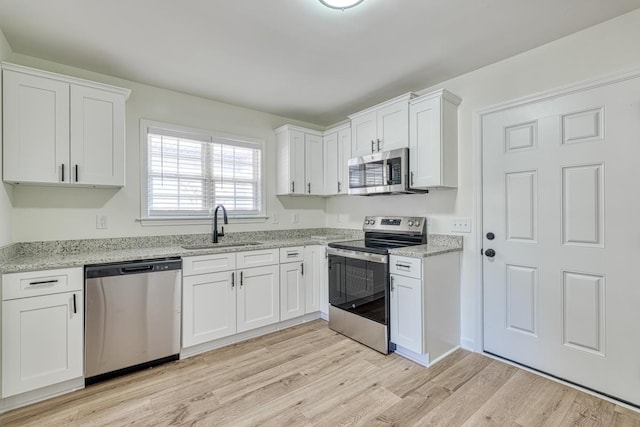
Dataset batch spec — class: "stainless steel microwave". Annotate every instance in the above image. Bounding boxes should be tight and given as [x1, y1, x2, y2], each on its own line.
[347, 148, 426, 195]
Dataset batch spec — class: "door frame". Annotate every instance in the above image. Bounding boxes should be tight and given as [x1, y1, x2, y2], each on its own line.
[472, 64, 640, 354]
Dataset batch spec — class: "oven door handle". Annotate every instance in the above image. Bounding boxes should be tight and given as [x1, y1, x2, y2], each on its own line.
[326, 247, 388, 264]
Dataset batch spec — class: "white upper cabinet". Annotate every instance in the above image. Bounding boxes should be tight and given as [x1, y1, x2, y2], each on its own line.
[305, 133, 324, 195]
[409, 89, 461, 189]
[2, 62, 130, 187]
[323, 124, 351, 196]
[349, 93, 414, 157]
[275, 125, 324, 196]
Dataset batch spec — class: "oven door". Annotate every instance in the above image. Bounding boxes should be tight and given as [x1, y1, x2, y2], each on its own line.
[327, 248, 389, 325]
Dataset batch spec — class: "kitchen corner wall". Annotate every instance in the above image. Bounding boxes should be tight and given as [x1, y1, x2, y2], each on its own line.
[326, 8, 640, 351]
[7, 54, 327, 242]
[0, 26, 14, 247]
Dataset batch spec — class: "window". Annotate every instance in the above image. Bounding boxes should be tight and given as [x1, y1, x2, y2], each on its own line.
[141, 120, 265, 221]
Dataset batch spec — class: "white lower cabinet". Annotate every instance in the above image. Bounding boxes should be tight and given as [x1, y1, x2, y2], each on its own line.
[182, 271, 236, 347]
[390, 274, 422, 353]
[279, 262, 305, 321]
[237, 264, 280, 332]
[182, 250, 280, 348]
[1, 268, 84, 398]
[304, 245, 326, 315]
[389, 253, 460, 367]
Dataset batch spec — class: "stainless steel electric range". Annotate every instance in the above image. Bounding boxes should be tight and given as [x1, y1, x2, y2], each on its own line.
[327, 216, 427, 354]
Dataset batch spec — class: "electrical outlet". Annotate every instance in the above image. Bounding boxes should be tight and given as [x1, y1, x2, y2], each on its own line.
[96, 214, 108, 229]
[272, 212, 279, 224]
[291, 212, 299, 223]
[337, 214, 346, 223]
[451, 218, 471, 233]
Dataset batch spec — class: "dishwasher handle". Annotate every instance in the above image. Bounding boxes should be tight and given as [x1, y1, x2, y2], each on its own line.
[85, 258, 182, 278]
[121, 265, 154, 274]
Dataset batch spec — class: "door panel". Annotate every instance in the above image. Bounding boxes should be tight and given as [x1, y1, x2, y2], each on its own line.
[237, 265, 279, 332]
[482, 75, 640, 405]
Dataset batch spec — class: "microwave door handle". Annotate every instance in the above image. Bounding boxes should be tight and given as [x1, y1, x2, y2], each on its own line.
[382, 159, 388, 185]
[387, 161, 393, 185]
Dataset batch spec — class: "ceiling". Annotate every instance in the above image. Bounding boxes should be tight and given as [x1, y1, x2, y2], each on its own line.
[0, 0, 639, 127]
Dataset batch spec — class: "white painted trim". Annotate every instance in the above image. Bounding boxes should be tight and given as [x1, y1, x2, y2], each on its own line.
[323, 122, 350, 135]
[476, 64, 640, 116]
[460, 337, 475, 351]
[180, 312, 322, 359]
[273, 124, 323, 136]
[347, 92, 416, 119]
[136, 216, 268, 227]
[412, 88, 462, 106]
[393, 345, 430, 366]
[473, 65, 640, 362]
[1, 61, 131, 99]
[0, 377, 84, 414]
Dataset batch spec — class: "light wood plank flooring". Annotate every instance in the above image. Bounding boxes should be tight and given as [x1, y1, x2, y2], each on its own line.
[1, 320, 639, 426]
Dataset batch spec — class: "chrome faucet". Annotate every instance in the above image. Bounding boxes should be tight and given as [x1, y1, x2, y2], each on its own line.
[212, 204, 228, 243]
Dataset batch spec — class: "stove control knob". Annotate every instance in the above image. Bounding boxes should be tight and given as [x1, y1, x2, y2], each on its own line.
[414, 221, 421, 227]
[370, 219, 375, 225]
[407, 220, 414, 226]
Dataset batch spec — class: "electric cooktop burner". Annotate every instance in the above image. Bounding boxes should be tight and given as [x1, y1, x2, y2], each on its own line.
[329, 216, 427, 254]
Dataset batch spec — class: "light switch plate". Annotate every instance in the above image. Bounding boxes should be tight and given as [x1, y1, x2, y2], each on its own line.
[451, 218, 471, 233]
[272, 212, 279, 224]
[291, 212, 299, 223]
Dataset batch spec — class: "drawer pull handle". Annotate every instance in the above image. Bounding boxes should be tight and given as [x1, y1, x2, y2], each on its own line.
[301, 262, 304, 276]
[287, 252, 299, 258]
[73, 293, 77, 314]
[231, 272, 235, 288]
[396, 263, 411, 269]
[29, 279, 59, 286]
[240, 271, 243, 287]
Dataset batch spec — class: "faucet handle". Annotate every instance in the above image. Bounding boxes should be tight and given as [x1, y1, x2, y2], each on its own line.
[219, 226, 225, 237]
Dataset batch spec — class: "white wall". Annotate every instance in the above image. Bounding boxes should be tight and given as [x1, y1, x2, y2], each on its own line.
[326, 8, 640, 350]
[0, 27, 14, 247]
[8, 55, 327, 242]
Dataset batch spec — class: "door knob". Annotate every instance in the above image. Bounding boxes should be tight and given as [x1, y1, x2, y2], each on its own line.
[486, 232, 495, 240]
[485, 249, 496, 258]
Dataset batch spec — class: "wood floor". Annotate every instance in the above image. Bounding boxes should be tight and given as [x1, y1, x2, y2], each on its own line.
[1, 320, 639, 427]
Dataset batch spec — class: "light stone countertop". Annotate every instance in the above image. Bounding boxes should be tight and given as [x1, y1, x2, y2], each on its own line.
[0, 230, 463, 274]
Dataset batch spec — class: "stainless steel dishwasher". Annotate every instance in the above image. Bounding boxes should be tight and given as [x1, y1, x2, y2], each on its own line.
[84, 258, 182, 385]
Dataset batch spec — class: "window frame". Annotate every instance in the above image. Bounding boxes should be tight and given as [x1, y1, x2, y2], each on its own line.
[139, 119, 267, 225]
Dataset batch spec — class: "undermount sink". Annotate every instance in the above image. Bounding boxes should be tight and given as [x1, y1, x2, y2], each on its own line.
[181, 241, 263, 250]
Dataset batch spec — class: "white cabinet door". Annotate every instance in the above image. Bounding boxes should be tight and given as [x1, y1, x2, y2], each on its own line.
[305, 133, 324, 195]
[323, 131, 338, 195]
[70, 85, 126, 187]
[351, 111, 377, 156]
[290, 130, 306, 195]
[237, 265, 279, 332]
[390, 274, 422, 354]
[2, 70, 70, 184]
[376, 100, 409, 152]
[409, 89, 460, 189]
[2, 292, 83, 397]
[336, 127, 352, 195]
[279, 262, 305, 321]
[182, 271, 236, 347]
[304, 245, 326, 314]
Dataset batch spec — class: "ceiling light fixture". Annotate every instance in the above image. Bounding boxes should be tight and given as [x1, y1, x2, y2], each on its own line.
[319, 0, 364, 10]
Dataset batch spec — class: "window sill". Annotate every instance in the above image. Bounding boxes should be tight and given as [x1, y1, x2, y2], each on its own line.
[137, 216, 269, 227]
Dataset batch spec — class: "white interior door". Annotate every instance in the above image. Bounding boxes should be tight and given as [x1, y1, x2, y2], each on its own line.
[482, 74, 640, 406]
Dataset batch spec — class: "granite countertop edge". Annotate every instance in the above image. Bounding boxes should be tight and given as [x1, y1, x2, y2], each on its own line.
[0, 233, 464, 274]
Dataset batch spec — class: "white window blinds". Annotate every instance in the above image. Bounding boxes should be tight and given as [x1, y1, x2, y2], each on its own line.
[146, 125, 263, 218]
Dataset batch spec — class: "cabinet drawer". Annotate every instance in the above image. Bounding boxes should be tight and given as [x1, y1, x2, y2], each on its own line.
[2, 267, 83, 300]
[183, 253, 236, 276]
[389, 255, 421, 279]
[279, 246, 304, 263]
[236, 249, 279, 269]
